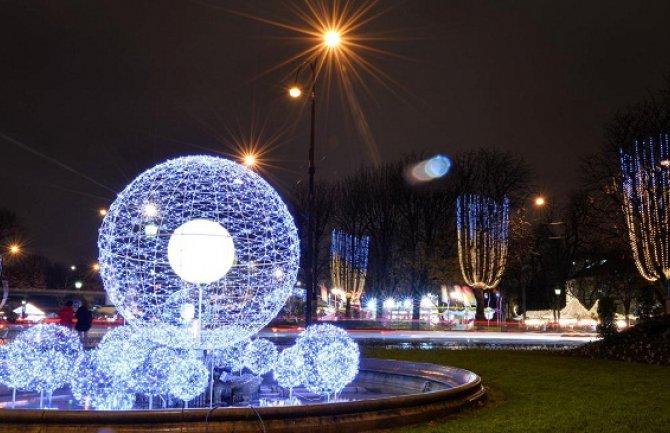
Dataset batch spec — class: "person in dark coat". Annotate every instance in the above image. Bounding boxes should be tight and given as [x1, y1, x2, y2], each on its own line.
[75, 299, 93, 347]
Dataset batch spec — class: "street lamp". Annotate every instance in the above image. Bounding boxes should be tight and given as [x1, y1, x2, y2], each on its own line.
[99, 208, 108, 217]
[242, 153, 258, 168]
[534, 196, 546, 207]
[288, 29, 342, 327]
[0, 244, 21, 309]
[554, 286, 562, 325]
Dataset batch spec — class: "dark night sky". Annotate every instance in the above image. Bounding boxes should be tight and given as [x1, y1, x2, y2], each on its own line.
[2, 0, 670, 265]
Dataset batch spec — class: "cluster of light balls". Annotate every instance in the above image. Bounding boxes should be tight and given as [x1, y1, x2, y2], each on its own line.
[274, 324, 360, 398]
[0, 323, 359, 409]
[0, 326, 212, 410]
[97, 155, 300, 350]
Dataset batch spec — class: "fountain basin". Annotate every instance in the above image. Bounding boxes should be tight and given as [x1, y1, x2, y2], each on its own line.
[0, 358, 485, 433]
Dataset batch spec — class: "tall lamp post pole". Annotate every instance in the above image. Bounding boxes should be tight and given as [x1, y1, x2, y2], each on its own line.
[289, 30, 341, 327]
[290, 60, 318, 327]
[0, 244, 21, 310]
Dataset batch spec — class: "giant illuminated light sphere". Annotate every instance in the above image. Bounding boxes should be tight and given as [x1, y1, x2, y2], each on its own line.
[98, 155, 300, 349]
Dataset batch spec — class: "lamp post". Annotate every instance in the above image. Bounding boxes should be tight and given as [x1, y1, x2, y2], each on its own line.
[0, 244, 21, 310]
[554, 286, 562, 326]
[288, 30, 342, 327]
[289, 60, 317, 327]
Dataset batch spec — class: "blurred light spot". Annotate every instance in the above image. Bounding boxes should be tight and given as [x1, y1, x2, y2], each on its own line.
[405, 154, 452, 184]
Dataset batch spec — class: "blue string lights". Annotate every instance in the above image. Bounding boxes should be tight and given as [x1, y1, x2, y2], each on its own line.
[295, 324, 359, 397]
[244, 338, 278, 375]
[5, 324, 82, 394]
[456, 195, 510, 289]
[274, 346, 305, 394]
[97, 155, 300, 350]
[330, 229, 370, 307]
[620, 134, 670, 287]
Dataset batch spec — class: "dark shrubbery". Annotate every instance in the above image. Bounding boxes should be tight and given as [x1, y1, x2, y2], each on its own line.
[597, 295, 617, 339]
[571, 317, 670, 365]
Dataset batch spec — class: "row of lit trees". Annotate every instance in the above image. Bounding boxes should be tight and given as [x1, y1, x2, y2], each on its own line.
[291, 149, 531, 320]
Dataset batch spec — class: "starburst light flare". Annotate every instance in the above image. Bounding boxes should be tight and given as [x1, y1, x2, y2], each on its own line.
[98, 155, 300, 349]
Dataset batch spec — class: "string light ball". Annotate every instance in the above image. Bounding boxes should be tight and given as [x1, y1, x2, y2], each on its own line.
[166, 355, 210, 402]
[274, 346, 305, 390]
[96, 327, 150, 386]
[0, 344, 22, 389]
[128, 346, 176, 397]
[295, 324, 359, 396]
[72, 351, 134, 410]
[98, 155, 300, 349]
[207, 340, 249, 371]
[6, 324, 82, 393]
[244, 338, 278, 375]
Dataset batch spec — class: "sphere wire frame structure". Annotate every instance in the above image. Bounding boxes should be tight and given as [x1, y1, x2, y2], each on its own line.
[98, 155, 300, 349]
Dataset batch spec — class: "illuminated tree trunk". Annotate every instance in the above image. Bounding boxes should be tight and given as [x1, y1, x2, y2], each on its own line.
[330, 230, 370, 318]
[620, 134, 670, 314]
[456, 194, 510, 298]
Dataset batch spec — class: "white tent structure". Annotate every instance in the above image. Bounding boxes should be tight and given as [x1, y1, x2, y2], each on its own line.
[13, 302, 46, 322]
[524, 292, 598, 329]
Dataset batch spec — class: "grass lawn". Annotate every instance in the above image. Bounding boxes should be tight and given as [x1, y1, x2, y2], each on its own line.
[364, 348, 670, 433]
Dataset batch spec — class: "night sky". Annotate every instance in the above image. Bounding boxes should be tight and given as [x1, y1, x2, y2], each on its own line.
[2, 0, 670, 265]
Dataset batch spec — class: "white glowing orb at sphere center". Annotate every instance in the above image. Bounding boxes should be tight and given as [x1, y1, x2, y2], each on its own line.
[167, 219, 235, 284]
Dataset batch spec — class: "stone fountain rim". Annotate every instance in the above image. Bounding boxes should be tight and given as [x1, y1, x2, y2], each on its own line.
[0, 358, 485, 427]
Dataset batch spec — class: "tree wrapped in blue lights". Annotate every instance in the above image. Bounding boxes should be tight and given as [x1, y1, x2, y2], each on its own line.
[456, 194, 510, 290]
[97, 155, 300, 350]
[620, 134, 670, 306]
[244, 338, 278, 376]
[166, 354, 209, 404]
[295, 324, 359, 399]
[207, 340, 249, 373]
[274, 346, 305, 398]
[72, 351, 135, 410]
[330, 229, 370, 316]
[5, 324, 83, 407]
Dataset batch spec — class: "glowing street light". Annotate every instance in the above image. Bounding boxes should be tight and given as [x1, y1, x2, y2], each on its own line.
[242, 153, 258, 168]
[323, 30, 341, 48]
[99, 208, 108, 217]
[92, 263, 100, 272]
[9, 244, 20, 254]
[534, 196, 546, 207]
[70, 265, 77, 271]
[288, 86, 302, 98]
[74, 281, 83, 289]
